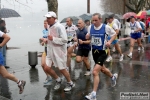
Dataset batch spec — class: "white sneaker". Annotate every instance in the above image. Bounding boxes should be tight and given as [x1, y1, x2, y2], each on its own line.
[127, 53, 132, 58]
[138, 47, 141, 51]
[106, 56, 112, 62]
[84, 71, 91, 76]
[119, 54, 124, 61]
[64, 82, 75, 92]
[85, 92, 97, 100]
[111, 73, 118, 87]
[54, 79, 62, 90]
[112, 47, 116, 52]
[43, 77, 52, 85]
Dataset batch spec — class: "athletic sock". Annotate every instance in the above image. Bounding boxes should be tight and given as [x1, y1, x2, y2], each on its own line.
[17, 80, 22, 85]
[56, 77, 61, 82]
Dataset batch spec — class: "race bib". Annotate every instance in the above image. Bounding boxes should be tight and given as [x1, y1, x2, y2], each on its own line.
[91, 36, 102, 46]
[67, 33, 73, 40]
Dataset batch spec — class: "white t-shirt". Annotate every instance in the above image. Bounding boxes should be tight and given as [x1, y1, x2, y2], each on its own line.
[0, 31, 4, 37]
[113, 19, 121, 30]
[65, 24, 78, 41]
[88, 24, 116, 37]
[130, 21, 142, 32]
[107, 22, 119, 31]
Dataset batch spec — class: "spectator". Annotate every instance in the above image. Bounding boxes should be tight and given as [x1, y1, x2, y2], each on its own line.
[0, 20, 9, 68]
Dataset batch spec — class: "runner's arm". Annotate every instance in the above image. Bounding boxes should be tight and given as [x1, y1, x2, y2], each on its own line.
[52, 25, 68, 45]
[0, 31, 10, 47]
[115, 19, 121, 30]
[85, 25, 91, 40]
[113, 23, 119, 35]
[82, 40, 91, 44]
[134, 22, 142, 32]
[106, 25, 117, 43]
[73, 26, 78, 42]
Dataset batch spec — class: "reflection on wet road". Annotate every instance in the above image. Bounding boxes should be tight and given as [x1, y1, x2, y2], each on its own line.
[0, 42, 150, 100]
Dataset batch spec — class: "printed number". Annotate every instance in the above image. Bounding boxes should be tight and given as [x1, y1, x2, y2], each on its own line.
[68, 33, 73, 39]
[92, 37, 102, 46]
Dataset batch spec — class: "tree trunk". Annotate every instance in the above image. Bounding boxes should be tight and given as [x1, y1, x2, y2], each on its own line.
[125, 0, 148, 13]
[46, 0, 58, 15]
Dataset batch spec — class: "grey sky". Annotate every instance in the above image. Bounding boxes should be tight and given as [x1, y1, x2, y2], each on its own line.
[2, 0, 103, 20]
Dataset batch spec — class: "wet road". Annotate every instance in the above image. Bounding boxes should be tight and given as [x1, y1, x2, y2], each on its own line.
[0, 40, 150, 100]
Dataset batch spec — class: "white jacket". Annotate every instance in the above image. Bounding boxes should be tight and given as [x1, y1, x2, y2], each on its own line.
[46, 21, 68, 69]
[125, 22, 131, 36]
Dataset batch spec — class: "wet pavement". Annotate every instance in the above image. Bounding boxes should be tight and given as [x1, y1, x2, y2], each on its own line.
[0, 39, 150, 100]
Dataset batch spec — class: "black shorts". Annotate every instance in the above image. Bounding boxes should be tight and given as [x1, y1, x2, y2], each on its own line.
[77, 48, 90, 57]
[92, 49, 108, 66]
[45, 47, 47, 55]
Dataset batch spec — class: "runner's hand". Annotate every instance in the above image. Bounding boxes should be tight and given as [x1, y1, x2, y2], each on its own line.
[106, 41, 111, 47]
[41, 42, 44, 46]
[73, 37, 77, 41]
[74, 42, 78, 47]
[43, 38, 47, 43]
[79, 39, 83, 44]
[48, 35, 53, 40]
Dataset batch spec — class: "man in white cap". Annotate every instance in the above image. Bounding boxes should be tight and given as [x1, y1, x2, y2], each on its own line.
[43, 11, 75, 92]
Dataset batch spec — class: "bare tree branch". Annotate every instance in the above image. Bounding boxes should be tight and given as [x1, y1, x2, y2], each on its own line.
[125, 0, 149, 13]
[15, 0, 32, 9]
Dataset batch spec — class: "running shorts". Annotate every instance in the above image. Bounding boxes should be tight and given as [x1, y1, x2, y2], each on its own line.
[92, 49, 107, 66]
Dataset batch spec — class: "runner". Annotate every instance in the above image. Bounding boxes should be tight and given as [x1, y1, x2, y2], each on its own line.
[137, 18, 145, 43]
[40, 20, 52, 85]
[76, 19, 91, 76]
[0, 30, 26, 94]
[65, 18, 78, 69]
[44, 11, 75, 91]
[85, 13, 118, 100]
[106, 16, 124, 62]
[111, 16, 121, 52]
[127, 16, 144, 58]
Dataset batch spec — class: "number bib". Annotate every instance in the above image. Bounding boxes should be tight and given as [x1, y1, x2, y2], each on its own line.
[91, 36, 102, 46]
[67, 33, 74, 40]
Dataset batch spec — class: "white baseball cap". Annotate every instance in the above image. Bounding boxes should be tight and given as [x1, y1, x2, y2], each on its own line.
[45, 11, 57, 18]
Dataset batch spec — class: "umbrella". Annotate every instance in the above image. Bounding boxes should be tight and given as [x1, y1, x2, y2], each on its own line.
[79, 13, 92, 21]
[60, 16, 82, 25]
[102, 12, 114, 22]
[0, 8, 21, 18]
[123, 12, 136, 19]
[102, 12, 114, 18]
[114, 14, 123, 19]
[137, 11, 147, 19]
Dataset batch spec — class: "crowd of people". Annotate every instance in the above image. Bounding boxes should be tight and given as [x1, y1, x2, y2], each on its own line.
[39, 11, 146, 100]
[0, 10, 146, 99]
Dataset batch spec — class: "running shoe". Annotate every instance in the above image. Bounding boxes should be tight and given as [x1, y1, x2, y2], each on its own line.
[119, 54, 124, 61]
[106, 56, 112, 62]
[85, 92, 97, 100]
[111, 73, 118, 87]
[54, 79, 62, 90]
[64, 82, 75, 92]
[84, 71, 91, 76]
[18, 80, 26, 94]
